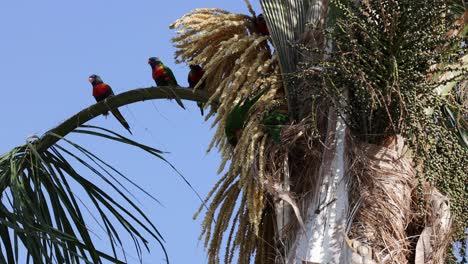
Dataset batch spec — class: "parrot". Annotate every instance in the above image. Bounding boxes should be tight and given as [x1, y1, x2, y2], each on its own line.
[188, 64, 206, 116]
[88, 74, 132, 135]
[261, 110, 289, 144]
[255, 14, 269, 36]
[225, 86, 270, 146]
[148, 57, 185, 109]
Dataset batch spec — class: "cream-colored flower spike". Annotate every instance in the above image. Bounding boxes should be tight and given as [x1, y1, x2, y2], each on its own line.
[171, 2, 290, 263]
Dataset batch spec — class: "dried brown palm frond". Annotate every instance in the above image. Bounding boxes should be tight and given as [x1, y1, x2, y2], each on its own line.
[250, 103, 334, 264]
[171, 5, 292, 263]
[348, 136, 416, 263]
[326, 2, 466, 257]
[414, 183, 453, 264]
[243, 0, 256, 17]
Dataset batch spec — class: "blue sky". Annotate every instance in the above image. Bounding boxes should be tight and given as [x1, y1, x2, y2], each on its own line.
[0, 1, 261, 263]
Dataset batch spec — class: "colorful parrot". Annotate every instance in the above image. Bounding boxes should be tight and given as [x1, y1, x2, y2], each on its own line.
[88, 74, 132, 135]
[255, 14, 269, 36]
[148, 57, 178, 86]
[188, 64, 206, 116]
[225, 86, 270, 146]
[148, 57, 185, 109]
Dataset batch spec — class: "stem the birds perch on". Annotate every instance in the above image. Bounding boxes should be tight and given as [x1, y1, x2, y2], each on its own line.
[35, 86, 210, 152]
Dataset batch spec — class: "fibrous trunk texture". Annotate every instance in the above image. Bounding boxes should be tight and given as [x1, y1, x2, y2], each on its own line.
[260, 1, 456, 263]
[286, 131, 453, 263]
[414, 184, 452, 264]
[286, 108, 349, 264]
[348, 136, 416, 263]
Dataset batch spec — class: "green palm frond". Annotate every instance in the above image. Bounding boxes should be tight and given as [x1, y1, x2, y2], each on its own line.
[0, 125, 169, 264]
[260, 0, 332, 121]
[432, 16, 468, 148]
[260, 0, 312, 120]
[438, 54, 468, 148]
[447, 0, 466, 18]
[0, 86, 211, 263]
[444, 104, 468, 147]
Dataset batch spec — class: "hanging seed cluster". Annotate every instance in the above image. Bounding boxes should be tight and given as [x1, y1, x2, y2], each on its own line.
[324, 0, 467, 239]
[171, 5, 288, 263]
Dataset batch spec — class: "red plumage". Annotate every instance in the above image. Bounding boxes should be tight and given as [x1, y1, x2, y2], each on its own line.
[93, 83, 112, 100]
[255, 14, 269, 36]
[188, 68, 205, 88]
[188, 65, 206, 116]
[89, 75, 132, 134]
[256, 22, 269, 36]
[152, 65, 170, 82]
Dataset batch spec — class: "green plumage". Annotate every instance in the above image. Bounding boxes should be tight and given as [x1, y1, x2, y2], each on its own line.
[225, 86, 270, 146]
[148, 57, 185, 109]
[158, 65, 178, 86]
[262, 110, 289, 144]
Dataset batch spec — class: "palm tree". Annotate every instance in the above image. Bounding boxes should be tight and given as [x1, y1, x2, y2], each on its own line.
[0, 87, 209, 263]
[170, 0, 466, 263]
[1, 0, 466, 264]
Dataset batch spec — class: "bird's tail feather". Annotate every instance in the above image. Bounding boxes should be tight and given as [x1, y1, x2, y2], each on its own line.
[197, 102, 204, 116]
[169, 87, 186, 110]
[161, 87, 186, 110]
[111, 108, 133, 135]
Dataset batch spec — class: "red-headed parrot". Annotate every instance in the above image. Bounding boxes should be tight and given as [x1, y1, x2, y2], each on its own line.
[148, 57, 185, 109]
[255, 14, 269, 36]
[188, 64, 205, 116]
[88, 74, 132, 135]
[225, 86, 270, 146]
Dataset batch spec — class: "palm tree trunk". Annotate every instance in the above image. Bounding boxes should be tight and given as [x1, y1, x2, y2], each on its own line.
[286, 109, 350, 263]
[260, 1, 454, 263]
[261, 1, 354, 262]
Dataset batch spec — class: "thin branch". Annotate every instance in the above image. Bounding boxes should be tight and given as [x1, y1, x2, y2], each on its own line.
[35, 86, 210, 152]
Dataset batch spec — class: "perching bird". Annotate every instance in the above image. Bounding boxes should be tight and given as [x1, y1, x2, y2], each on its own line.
[148, 57, 178, 86]
[88, 74, 132, 135]
[255, 14, 269, 36]
[225, 86, 270, 146]
[148, 57, 185, 109]
[188, 64, 205, 116]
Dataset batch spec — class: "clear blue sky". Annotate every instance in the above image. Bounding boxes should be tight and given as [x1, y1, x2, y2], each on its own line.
[0, 1, 261, 263]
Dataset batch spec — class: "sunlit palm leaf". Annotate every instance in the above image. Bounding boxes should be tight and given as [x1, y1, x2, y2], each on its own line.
[0, 126, 169, 263]
[260, 0, 330, 121]
[434, 15, 468, 148]
[75, 125, 209, 212]
[447, 0, 467, 18]
[260, 0, 310, 118]
[444, 104, 468, 147]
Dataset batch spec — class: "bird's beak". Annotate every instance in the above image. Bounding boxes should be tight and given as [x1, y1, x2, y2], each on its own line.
[147, 60, 151, 65]
[88, 77, 94, 83]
